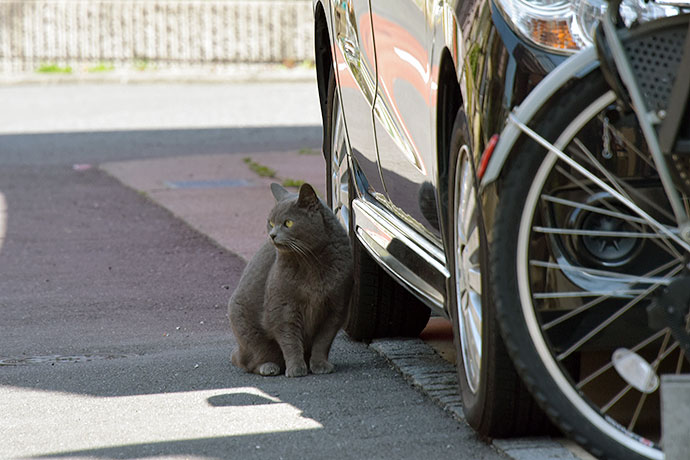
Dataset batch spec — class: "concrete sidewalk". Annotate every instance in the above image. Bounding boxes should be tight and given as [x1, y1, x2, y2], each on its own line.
[102, 151, 325, 261]
[101, 149, 590, 460]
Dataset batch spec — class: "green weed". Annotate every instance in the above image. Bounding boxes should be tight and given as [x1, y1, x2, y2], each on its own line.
[244, 158, 276, 178]
[281, 178, 305, 188]
[87, 62, 115, 73]
[36, 64, 72, 74]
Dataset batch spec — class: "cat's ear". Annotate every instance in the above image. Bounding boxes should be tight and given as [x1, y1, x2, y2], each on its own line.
[297, 183, 320, 209]
[270, 183, 291, 202]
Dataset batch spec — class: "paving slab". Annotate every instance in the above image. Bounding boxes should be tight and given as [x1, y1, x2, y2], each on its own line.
[102, 151, 325, 261]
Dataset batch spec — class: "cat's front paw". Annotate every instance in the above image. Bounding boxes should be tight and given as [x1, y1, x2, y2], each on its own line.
[257, 362, 281, 376]
[285, 362, 308, 378]
[310, 360, 335, 375]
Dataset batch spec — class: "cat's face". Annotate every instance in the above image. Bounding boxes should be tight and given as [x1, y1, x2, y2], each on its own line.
[267, 183, 325, 254]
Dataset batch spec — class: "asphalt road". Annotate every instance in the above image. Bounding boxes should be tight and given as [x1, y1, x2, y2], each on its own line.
[0, 83, 508, 460]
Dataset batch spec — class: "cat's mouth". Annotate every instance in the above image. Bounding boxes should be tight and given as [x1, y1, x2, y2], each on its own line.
[271, 241, 291, 252]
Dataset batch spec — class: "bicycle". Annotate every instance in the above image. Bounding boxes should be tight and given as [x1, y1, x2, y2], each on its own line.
[478, 1, 690, 458]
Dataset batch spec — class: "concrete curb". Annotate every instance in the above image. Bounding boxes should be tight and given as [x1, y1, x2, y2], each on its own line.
[370, 338, 585, 460]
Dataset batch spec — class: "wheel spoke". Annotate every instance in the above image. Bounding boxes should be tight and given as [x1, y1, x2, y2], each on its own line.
[533, 226, 672, 238]
[555, 263, 684, 361]
[604, 117, 657, 170]
[553, 165, 684, 261]
[530, 259, 674, 285]
[541, 194, 650, 225]
[467, 299, 482, 352]
[461, 290, 470, 310]
[601, 337, 678, 415]
[534, 290, 645, 299]
[465, 226, 480, 256]
[467, 267, 482, 295]
[570, 137, 679, 225]
[541, 259, 682, 331]
[570, 138, 632, 205]
[627, 331, 672, 431]
[577, 328, 670, 389]
[459, 163, 477, 243]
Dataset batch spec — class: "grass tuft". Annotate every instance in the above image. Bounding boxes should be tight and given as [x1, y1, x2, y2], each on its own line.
[281, 178, 305, 188]
[244, 158, 276, 178]
[298, 148, 318, 156]
[87, 62, 115, 73]
[36, 64, 72, 74]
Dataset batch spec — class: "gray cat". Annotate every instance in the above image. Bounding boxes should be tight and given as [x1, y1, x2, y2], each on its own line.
[229, 182, 353, 377]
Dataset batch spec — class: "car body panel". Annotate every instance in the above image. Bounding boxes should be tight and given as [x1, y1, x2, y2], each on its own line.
[314, 0, 566, 315]
[332, 0, 386, 198]
[370, 0, 442, 241]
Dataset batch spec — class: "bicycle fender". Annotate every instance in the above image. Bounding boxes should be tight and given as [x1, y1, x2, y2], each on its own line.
[480, 46, 599, 190]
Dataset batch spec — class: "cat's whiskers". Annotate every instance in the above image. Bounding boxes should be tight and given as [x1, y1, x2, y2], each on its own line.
[284, 238, 325, 282]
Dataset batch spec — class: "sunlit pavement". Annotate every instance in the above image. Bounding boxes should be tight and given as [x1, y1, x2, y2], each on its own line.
[0, 82, 509, 460]
[2, 386, 322, 457]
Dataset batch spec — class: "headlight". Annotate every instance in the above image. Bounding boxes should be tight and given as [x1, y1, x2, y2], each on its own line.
[494, 0, 681, 54]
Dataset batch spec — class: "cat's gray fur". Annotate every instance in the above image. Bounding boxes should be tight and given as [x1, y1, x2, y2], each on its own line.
[229, 182, 353, 377]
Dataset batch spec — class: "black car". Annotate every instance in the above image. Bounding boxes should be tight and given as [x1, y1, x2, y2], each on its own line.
[312, 1, 685, 459]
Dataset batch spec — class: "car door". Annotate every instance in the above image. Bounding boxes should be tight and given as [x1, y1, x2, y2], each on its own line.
[332, 0, 386, 198]
[369, 0, 440, 241]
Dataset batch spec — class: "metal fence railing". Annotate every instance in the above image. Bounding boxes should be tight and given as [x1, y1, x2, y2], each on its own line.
[0, 0, 314, 73]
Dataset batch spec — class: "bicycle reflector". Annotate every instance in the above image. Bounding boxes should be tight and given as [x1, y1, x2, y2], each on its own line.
[478, 134, 499, 180]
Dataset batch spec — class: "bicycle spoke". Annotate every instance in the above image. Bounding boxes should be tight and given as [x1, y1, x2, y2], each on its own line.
[539, 259, 681, 330]
[510, 116, 690, 252]
[534, 290, 648, 299]
[556, 264, 684, 361]
[507, 62, 690, 453]
[627, 331, 672, 431]
[541, 194, 649, 225]
[577, 328, 670, 389]
[533, 226, 672, 238]
[553, 165, 684, 261]
[570, 139, 632, 204]
[572, 138, 678, 225]
[530, 259, 673, 284]
[602, 333, 674, 415]
[601, 383, 634, 414]
[676, 348, 686, 374]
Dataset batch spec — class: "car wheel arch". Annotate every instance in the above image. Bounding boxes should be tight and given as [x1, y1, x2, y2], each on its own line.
[434, 47, 464, 274]
[314, 1, 333, 160]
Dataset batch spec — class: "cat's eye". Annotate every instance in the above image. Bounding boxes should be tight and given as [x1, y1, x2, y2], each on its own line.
[268, 220, 275, 228]
[284, 220, 294, 228]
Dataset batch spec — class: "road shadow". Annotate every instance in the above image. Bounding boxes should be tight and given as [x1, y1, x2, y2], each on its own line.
[0, 125, 321, 166]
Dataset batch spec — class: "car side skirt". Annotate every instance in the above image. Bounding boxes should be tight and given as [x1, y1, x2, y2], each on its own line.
[351, 197, 449, 315]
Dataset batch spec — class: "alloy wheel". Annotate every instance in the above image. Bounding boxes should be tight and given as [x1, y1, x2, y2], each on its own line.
[453, 148, 483, 393]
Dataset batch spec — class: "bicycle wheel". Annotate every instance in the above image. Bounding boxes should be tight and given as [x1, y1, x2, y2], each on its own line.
[491, 69, 689, 459]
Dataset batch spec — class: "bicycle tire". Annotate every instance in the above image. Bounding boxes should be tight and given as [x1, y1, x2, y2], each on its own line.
[491, 68, 688, 460]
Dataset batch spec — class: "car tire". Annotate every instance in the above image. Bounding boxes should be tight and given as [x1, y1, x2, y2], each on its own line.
[447, 110, 552, 437]
[322, 67, 431, 342]
[344, 175, 431, 341]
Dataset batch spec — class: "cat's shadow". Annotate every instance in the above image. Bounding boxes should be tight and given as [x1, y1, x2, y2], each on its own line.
[207, 392, 278, 407]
